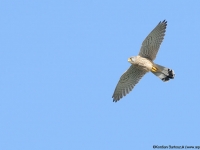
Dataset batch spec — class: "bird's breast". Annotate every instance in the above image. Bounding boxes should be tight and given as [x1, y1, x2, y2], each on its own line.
[134, 56, 153, 72]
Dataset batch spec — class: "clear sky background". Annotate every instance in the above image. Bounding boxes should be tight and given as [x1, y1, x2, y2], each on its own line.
[0, 1, 200, 150]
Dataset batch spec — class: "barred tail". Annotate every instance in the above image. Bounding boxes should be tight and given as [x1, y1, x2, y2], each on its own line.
[151, 63, 175, 82]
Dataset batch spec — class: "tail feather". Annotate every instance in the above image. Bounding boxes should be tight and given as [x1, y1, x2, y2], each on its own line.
[152, 64, 175, 82]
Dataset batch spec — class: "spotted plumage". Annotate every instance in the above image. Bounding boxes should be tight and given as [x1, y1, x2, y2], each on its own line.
[112, 20, 175, 102]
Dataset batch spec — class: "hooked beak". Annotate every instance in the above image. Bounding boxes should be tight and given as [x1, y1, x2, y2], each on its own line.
[128, 58, 131, 62]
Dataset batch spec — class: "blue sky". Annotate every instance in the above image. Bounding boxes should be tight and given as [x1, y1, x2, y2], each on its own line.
[1, 1, 200, 149]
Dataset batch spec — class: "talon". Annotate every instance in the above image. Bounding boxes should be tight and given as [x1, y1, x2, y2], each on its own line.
[151, 67, 157, 72]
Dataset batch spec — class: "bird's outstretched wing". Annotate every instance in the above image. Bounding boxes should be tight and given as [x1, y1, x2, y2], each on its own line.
[112, 65, 146, 102]
[139, 20, 167, 61]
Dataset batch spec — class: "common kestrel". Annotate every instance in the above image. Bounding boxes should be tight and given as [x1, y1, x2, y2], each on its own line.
[112, 20, 175, 102]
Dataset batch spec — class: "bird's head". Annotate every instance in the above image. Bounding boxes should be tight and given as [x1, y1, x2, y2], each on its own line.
[128, 56, 136, 64]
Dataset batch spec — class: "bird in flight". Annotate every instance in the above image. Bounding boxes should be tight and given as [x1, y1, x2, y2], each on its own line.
[112, 20, 175, 102]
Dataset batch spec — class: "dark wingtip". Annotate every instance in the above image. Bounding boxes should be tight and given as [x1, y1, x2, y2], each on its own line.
[162, 20, 167, 25]
[113, 100, 117, 103]
[112, 97, 119, 102]
[159, 20, 167, 24]
[158, 20, 167, 26]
